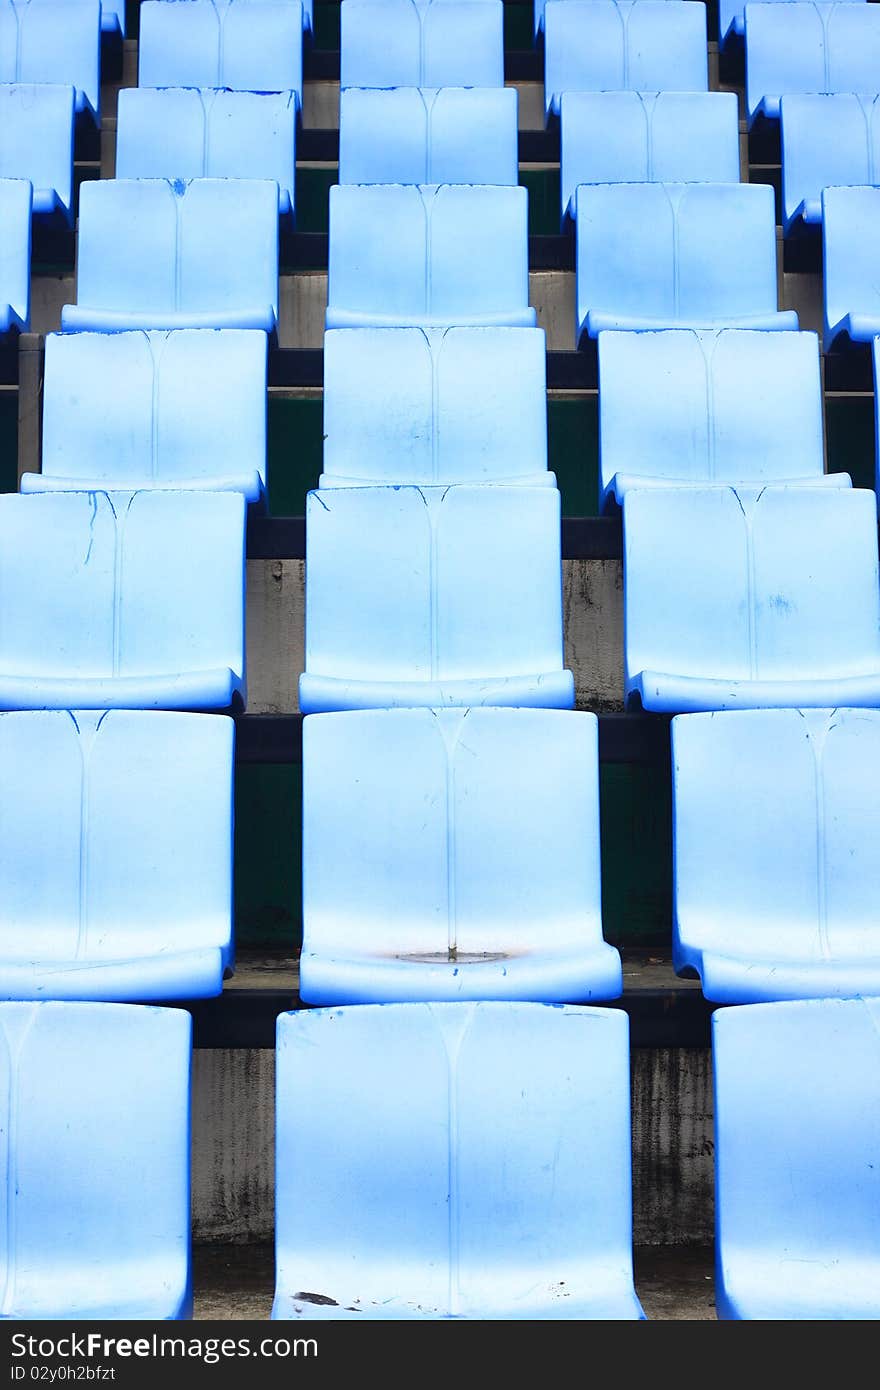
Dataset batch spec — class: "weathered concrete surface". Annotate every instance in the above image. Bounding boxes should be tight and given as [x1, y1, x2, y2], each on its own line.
[192, 1050, 275, 1244]
[564, 558, 624, 710]
[631, 1049, 714, 1248]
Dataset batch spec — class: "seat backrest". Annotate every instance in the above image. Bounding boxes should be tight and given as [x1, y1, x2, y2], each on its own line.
[339, 87, 517, 186]
[673, 707, 880, 965]
[0, 1001, 190, 1317]
[598, 329, 824, 502]
[560, 91, 740, 221]
[0, 711, 232, 960]
[713, 996, 880, 1318]
[0, 83, 74, 217]
[576, 182, 780, 331]
[623, 484, 880, 686]
[340, 0, 504, 90]
[327, 183, 530, 327]
[721, 0, 864, 44]
[780, 93, 880, 230]
[0, 177, 31, 331]
[304, 483, 564, 682]
[0, 491, 246, 686]
[823, 184, 880, 345]
[275, 1001, 638, 1318]
[544, 0, 708, 118]
[41, 330, 267, 492]
[73, 178, 279, 328]
[322, 326, 547, 485]
[116, 89, 297, 217]
[138, 0, 304, 100]
[304, 708, 602, 960]
[745, 1, 880, 124]
[0, 0, 100, 117]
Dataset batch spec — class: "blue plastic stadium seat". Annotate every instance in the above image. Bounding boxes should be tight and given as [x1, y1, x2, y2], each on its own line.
[138, 0, 304, 104]
[339, 87, 518, 186]
[561, 92, 740, 225]
[274, 1002, 643, 1320]
[301, 709, 622, 1004]
[0, 0, 99, 119]
[598, 329, 843, 508]
[117, 89, 297, 220]
[61, 179, 279, 334]
[22, 329, 267, 503]
[0, 1001, 190, 1319]
[713, 997, 880, 1319]
[0, 84, 74, 221]
[575, 183, 797, 343]
[300, 484, 573, 713]
[780, 94, 880, 234]
[322, 326, 552, 487]
[0, 711, 232, 1001]
[623, 484, 880, 713]
[326, 184, 535, 330]
[544, 1, 708, 121]
[823, 186, 880, 350]
[0, 491, 246, 711]
[0, 178, 31, 334]
[721, 0, 864, 46]
[745, 1, 880, 127]
[101, 0, 124, 34]
[340, 0, 503, 91]
[673, 707, 880, 1002]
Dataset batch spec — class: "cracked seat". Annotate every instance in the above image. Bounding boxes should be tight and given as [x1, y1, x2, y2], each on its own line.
[822, 185, 880, 350]
[673, 707, 880, 1001]
[339, 87, 517, 187]
[301, 707, 620, 1003]
[0, 178, 30, 335]
[299, 483, 573, 713]
[623, 484, 880, 713]
[0, 490, 246, 711]
[340, 0, 503, 91]
[0, 711, 233, 1000]
[24, 329, 267, 502]
[0, 1001, 191, 1318]
[138, 0, 304, 104]
[321, 326, 552, 488]
[0, 0, 100, 120]
[61, 178, 279, 334]
[745, 0, 880, 127]
[274, 1001, 643, 1319]
[0, 83, 74, 221]
[780, 93, 880, 234]
[714, 996, 880, 1318]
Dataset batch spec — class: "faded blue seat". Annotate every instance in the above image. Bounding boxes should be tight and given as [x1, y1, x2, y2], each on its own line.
[339, 87, 517, 186]
[623, 484, 880, 713]
[326, 184, 535, 330]
[61, 179, 279, 334]
[138, 0, 304, 104]
[300, 484, 573, 713]
[0, 491, 246, 711]
[340, 0, 503, 91]
[544, 0, 708, 122]
[0, 178, 31, 334]
[322, 326, 552, 487]
[23, 329, 267, 503]
[745, 1, 880, 127]
[0, 0, 100, 119]
[301, 708, 621, 1004]
[561, 91, 740, 224]
[0, 84, 74, 221]
[713, 997, 880, 1319]
[0, 711, 232, 1001]
[0, 1001, 190, 1319]
[721, 0, 864, 46]
[823, 185, 880, 350]
[598, 329, 842, 508]
[575, 182, 797, 343]
[673, 708, 880, 1002]
[274, 1001, 643, 1320]
[781, 94, 880, 234]
[100, 0, 124, 33]
[116, 89, 297, 220]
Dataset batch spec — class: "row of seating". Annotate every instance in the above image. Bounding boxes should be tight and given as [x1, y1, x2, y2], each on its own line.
[7, 995, 875, 1320]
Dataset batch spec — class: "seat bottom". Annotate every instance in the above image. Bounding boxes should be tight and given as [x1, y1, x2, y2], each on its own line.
[325, 309, 538, 330]
[299, 670, 575, 714]
[605, 469, 850, 509]
[273, 1283, 644, 1321]
[825, 312, 880, 350]
[22, 471, 265, 505]
[0, 669, 244, 712]
[62, 306, 278, 334]
[628, 670, 880, 714]
[678, 948, 880, 1005]
[0, 947, 226, 1002]
[319, 470, 557, 490]
[581, 309, 799, 342]
[299, 941, 623, 1006]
